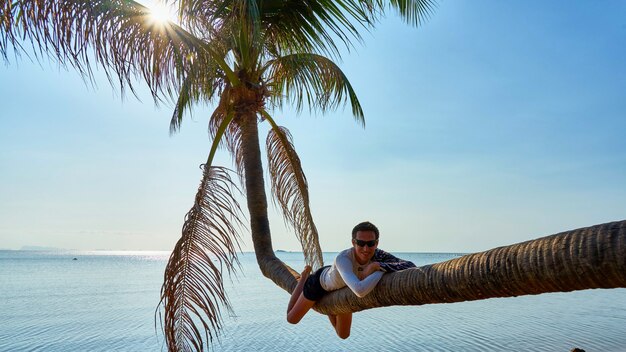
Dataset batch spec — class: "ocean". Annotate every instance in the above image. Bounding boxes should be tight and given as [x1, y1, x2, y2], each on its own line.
[1, 250, 625, 352]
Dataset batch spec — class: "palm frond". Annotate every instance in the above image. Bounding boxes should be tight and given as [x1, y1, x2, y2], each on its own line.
[263, 111, 324, 269]
[360, 0, 436, 26]
[234, 0, 262, 69]
[183, 0, 265, 73]
[170, 65, 226, 135]
[170, 74, 195, 135]
[180, 0, 369, 58]
[175, 0, 221, 32]
[208, 91, 246, 187]
[265, 53, 364, 124]
[0, 0, 234, 99]
[160, 165, 245, 352]
[260, 0, 368, 58]
[387, 0, 437, 26]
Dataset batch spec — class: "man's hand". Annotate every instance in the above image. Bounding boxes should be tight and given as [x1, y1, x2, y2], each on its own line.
[358, 262, 381, 280]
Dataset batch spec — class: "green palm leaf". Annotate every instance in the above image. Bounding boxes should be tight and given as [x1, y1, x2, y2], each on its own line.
[356, 0, 436, 26]
[170, 65, 226, 135]
[386, 0, 437, 26]
[258, 0, 366, 57]
[208, 91, 247, 186]
[180, 0, 366, 58]
[170, 75, 196, 135]
[265, 53, 364, 124]
[263, 111, 324, 269]
[0, 0, 235, 98]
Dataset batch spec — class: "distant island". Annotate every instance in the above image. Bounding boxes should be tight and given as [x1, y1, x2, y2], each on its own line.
[20, 245, 65, 251]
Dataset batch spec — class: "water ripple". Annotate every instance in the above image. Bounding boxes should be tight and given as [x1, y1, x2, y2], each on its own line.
[1, 252, 626, 352]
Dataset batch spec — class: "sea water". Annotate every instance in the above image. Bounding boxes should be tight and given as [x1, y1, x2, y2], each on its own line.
[1, 250, 625, 352]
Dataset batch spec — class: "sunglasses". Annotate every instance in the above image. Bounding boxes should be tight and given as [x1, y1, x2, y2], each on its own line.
[354, 239, 378, 247]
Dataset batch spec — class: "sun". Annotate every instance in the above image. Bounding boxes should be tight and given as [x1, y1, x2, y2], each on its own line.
[145, 1, 177, 26]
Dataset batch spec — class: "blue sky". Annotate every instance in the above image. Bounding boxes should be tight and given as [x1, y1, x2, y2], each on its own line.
[1, 1, 625, 252]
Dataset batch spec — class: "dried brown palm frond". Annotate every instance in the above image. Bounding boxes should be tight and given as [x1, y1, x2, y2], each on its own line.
[264, 113, 323, 269]
[159, 165, 245, 352]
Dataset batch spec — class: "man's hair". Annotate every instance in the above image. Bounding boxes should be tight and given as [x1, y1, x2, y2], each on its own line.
[351, 221, 380, 239]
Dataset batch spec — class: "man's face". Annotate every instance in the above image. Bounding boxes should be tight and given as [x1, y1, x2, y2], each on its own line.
[352, 230, 378, 265]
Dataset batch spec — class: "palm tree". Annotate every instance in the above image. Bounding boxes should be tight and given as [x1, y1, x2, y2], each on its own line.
[2, 1, 625, 351]
[2, 0, 434, 348]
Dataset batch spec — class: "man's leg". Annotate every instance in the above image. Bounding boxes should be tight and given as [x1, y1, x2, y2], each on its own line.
[287, 266, 311, 313]
[333, 313, 352, 339]
[287, 293, 316, 324]
[328, 314, 337, 327]
[287, 266, 315, 324]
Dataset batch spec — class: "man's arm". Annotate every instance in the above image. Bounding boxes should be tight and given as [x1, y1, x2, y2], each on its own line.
[373, 249, 416, 272]
[335, 252, 384, 298]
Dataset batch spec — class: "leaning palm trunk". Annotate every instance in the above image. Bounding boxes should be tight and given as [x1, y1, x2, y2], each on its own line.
[238, 112, 299, 292]
[244, 212, 625, 314]
[310, 220, 626, 314]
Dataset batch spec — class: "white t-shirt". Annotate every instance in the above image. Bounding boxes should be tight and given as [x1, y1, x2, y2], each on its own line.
[319, 248, 384, 298]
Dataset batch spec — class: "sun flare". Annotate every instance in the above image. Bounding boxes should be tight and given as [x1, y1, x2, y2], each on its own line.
[146, 1, 176, 26]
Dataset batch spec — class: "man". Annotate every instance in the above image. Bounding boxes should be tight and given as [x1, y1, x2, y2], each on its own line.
[286, 221, 416, 338]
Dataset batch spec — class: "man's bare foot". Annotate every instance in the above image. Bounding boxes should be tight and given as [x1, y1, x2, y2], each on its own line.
[298, 265, 312, 280]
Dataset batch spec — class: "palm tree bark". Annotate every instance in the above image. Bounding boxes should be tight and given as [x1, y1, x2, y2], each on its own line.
[238, 112, 299, 292]
[312, 220, 626, 315]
